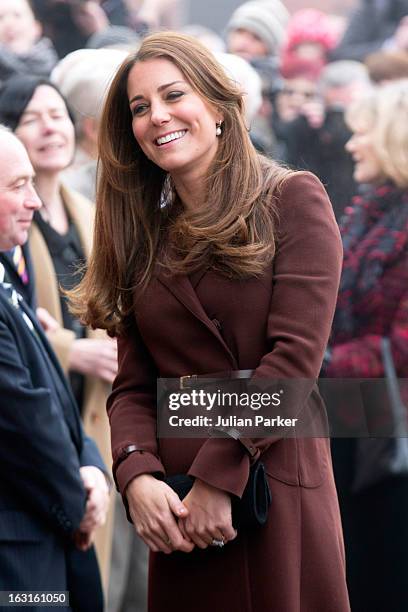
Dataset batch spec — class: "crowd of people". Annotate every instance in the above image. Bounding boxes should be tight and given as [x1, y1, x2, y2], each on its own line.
[0, 1, 408, 611]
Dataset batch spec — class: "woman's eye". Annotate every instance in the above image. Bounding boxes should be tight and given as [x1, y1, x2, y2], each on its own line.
[132, 104, 148, 117]
[20, 117, 36, 126]
[167, 91, 184, 101]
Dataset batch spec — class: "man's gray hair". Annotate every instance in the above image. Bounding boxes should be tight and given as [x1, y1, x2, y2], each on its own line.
[320, 61, 370, 90]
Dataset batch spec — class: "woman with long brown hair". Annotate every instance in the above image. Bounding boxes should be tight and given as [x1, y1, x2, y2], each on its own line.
[70, 32, 350, 612]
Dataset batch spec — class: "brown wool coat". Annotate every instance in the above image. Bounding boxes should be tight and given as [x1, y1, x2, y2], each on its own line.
[28, 184, 114, 589]
[108, 172, 351, 612]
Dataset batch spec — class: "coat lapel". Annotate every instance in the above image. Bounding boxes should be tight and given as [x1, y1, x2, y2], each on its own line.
[29, 221, 63, 324]
[156, 270, 238, 368]
[61, 183, 94, 259]
[18, 298, 83, 448]
[0, 287, 82, 450]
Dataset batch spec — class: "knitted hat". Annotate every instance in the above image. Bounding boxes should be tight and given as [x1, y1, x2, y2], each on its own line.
[226, 0, 290, 55]
[284, 9, 339, 54]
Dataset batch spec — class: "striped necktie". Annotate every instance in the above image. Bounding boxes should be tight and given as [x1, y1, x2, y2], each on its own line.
[0, 262, 35, 334]
[12, 245, 29, 285]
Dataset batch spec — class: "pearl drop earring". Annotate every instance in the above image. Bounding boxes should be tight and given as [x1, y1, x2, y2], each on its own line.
[216, 121, 222, 136]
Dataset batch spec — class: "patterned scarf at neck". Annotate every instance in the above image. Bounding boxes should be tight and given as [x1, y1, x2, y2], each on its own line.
[333, 182, 408, 339]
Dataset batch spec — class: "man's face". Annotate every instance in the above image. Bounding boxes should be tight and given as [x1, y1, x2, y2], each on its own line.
[0, 133, 41, 251]
[227, 28, 269, 60]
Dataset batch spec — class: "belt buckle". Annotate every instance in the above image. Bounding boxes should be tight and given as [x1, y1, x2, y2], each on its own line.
[180, 374, 197, 390]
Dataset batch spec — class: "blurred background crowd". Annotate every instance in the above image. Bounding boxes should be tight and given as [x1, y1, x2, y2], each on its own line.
[2, 0, 406, 218]
[1, 0, 408, 611]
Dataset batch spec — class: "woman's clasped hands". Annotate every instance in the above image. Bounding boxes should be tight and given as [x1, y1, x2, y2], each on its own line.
[126, 474, 237, 554]
[179, 478, 237, 550]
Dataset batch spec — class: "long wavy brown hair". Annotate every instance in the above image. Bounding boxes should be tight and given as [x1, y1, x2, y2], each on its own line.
[69, 32, 293, 336]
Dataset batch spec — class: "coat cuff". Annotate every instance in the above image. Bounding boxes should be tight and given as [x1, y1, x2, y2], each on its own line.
[116, 451, 165, 497]
[187, 437, 250, 498]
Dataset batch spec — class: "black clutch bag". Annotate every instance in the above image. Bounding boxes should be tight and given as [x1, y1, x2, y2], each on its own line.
[165, 461, 272, 530]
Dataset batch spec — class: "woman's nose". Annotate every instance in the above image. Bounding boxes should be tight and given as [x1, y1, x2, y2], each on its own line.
[41, 115, 56, 132]
[150, 102, 171, 126]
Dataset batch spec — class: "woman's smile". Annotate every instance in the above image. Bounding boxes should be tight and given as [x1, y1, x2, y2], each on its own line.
[155, 129, 188, 147]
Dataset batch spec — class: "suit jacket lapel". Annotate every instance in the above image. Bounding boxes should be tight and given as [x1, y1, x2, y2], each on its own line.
[156, 270, 237, 367]
[22, 244, 36, 305]
[18, 299, 83, 448]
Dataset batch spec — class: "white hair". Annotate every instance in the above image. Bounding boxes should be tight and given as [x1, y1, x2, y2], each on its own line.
[214, 52, 263, 124]
[320, 61, 370, 90]
[51, 48, 130, 133]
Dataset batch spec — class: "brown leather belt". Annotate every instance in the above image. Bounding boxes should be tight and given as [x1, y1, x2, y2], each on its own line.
[179, 369, 254, 390]
[176, 369, 259, 460]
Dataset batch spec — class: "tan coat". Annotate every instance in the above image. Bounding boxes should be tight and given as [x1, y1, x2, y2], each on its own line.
[28, 184, 113, 589]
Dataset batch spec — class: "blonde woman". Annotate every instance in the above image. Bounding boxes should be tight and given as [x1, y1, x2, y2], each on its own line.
[325, 80, 408, 612]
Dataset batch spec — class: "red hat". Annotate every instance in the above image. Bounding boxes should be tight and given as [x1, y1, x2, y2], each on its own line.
[283, 9, 339, 55]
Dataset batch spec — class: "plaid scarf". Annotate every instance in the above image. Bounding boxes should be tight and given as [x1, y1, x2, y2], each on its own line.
[333, 182, 408, 340]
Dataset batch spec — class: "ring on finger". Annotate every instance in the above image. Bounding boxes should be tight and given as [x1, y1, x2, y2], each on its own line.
[211, 537, 225, 548]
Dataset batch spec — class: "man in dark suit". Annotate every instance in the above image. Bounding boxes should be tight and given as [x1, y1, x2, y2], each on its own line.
[0, 126, 110, 609]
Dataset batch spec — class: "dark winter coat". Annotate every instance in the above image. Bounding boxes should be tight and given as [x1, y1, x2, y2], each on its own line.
[330, 0, 408, 62]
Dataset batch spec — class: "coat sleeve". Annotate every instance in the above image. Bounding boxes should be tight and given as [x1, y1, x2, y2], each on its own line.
[328, 5, 386, 62]
[187, 172, 343, 496]
[0, 320, 87, 537]
[80, 433, 107, 473]
[107, 320, 165, 496]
